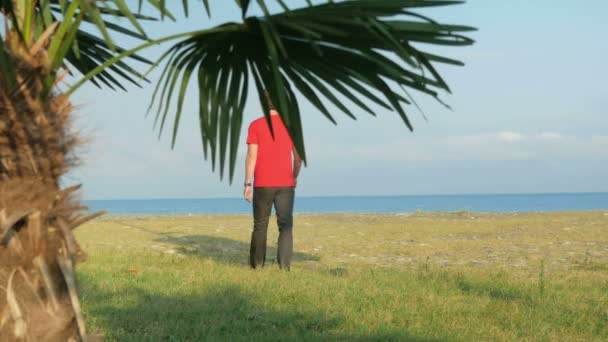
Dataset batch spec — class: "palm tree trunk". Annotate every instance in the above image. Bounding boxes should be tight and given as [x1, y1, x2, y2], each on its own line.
[1, 29, 101, 341]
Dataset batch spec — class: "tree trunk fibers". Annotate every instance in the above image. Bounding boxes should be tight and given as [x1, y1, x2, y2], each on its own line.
[1, 31, 103, 341]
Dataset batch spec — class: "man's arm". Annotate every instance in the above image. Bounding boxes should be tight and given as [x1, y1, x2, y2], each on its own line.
[292, 146, 302, 185]
[244, 144, 258, 202]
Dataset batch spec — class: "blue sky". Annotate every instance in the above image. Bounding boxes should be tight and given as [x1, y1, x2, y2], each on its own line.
[67, 0, 608, 199]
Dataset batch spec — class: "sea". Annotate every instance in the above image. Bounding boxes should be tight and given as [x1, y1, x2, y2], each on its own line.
[85, 192, 608, 215]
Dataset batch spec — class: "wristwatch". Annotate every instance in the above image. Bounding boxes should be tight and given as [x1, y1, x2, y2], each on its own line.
[244, 182, 252, 187]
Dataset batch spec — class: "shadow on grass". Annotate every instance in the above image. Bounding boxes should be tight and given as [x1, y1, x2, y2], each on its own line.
[572, 262, 608, 272]
[455, 274, 532, 302]
[156, 234, 320, 266]
[120, 222, 320, 266]
[81, 279, 442, 342]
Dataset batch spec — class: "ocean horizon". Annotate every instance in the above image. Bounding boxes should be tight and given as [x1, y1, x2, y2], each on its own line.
[85, 192, 608, 215]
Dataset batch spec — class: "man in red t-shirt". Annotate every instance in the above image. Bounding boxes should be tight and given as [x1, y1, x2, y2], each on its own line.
[244, 104, 302, 270]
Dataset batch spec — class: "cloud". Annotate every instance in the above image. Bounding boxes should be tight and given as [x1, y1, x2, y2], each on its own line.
[309, 132, 608, 163]
[591, 135, 608, 144]
[537, 132, 563, 140]
[444, 131, 525, 146]
[442, 131, 531, 160]
[497, 131, 525, 142]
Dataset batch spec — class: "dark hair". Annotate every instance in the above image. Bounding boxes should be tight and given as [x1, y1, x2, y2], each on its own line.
[264, 91, 276, 111]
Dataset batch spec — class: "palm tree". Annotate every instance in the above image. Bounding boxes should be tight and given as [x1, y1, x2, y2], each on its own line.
[0, 1, 168, 339]
[0, 0, 474, 340]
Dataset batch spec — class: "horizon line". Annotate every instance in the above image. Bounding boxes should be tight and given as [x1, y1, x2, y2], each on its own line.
[84, 191, 608, 202]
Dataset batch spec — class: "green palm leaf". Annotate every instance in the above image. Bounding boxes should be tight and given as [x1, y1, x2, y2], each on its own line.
[146, 0, 475, 182]
[48, 0, 161, 90]
[0, 0, 168, 91]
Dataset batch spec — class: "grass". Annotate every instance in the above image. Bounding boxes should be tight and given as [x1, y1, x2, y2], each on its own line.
[76, 211, 608, 341]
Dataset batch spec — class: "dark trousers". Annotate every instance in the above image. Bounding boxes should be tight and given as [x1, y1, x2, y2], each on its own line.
[250, 187, 295, 270]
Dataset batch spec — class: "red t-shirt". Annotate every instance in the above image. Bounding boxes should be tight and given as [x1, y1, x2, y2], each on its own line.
[246, 114, 295, 187]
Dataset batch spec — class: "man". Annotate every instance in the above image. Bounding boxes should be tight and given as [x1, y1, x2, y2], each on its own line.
[244, 101, 302, 270]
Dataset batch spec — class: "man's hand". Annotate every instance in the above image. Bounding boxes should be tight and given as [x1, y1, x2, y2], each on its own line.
[244, 186, 253, 202]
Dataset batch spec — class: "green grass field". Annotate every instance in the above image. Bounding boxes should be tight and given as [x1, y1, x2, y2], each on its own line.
[76, 211, 608, 341]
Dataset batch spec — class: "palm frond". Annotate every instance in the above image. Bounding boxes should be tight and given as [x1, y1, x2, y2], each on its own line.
[146, 0, 475, 182]
[46, 0, 163, 90]
[63, 29, 153, 91]
[0, 0, 167, 91]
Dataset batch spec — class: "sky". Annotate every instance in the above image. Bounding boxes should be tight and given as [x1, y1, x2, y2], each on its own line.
[66, 0, 608, 200]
